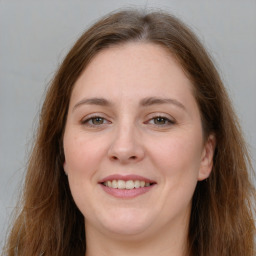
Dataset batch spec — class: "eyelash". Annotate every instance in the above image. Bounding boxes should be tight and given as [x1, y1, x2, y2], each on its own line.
[146, 116, 175, 126]
[81, 115, 111, 127]
[81, 115, 175, 128]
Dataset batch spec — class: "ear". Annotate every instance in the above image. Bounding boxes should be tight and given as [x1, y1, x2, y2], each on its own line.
[63, 161, 68, 176]
[198, 134, 216, 181]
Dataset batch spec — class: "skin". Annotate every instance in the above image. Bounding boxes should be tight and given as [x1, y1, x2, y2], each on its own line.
[63, 42, 215, 256]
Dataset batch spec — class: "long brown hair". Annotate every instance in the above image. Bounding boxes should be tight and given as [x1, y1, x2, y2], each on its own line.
[3, 9, 255, 256]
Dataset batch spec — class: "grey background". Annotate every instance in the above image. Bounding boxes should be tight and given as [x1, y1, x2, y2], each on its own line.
[1, 0, 255, 248]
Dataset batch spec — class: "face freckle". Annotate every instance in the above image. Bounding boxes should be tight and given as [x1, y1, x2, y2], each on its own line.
[63, 42, 215, 240]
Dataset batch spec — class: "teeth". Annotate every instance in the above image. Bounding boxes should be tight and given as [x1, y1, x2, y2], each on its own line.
[103, 180, 152, 189]
[126, 180, 134, 190]
[112, 180, 118, 188]
[134, 180, 140, 188]
[117, 180, 126, 189]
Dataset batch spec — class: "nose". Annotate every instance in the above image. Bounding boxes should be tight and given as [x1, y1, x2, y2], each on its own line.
[107, 125, 145, 164]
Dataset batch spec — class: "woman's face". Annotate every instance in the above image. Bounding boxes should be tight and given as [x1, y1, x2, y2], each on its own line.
[63, 42, 215, 240]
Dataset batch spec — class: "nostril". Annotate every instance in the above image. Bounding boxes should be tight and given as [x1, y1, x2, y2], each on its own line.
[111, 155, 137, 161]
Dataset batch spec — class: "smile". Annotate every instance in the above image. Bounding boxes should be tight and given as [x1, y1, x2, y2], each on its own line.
[99, 174, 156, 198]
[103, 180, 152, 189]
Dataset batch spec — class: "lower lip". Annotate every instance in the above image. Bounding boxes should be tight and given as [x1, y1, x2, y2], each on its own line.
[100, 184, 155, 199]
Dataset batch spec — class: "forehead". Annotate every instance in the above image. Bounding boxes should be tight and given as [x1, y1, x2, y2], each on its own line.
[71, 42, 194, 104]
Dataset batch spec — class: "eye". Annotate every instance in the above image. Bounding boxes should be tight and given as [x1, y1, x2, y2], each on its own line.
[81, 116, 110, 127]
[146, 116, 175, 126]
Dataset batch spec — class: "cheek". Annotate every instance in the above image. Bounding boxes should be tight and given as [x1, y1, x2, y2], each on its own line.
[63, 132, 105, 176]
[63, 133, 105, 214]
[151, 132, 202, 170]
[148, 132, 202, 217]
[148, 130, 203, 197]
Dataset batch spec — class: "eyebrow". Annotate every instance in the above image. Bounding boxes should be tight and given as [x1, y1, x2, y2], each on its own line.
[140, 97, 186, 110]
[72, 96, 186, 112]
[73, 97, 112, 111]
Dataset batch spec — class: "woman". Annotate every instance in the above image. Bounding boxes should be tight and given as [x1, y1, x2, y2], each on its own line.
[3, 9, 255, 256]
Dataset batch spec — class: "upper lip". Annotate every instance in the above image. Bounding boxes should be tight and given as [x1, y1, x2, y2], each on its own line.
[99, 174, 156, 184]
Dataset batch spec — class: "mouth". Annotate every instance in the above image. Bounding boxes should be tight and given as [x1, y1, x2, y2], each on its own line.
[102, 180, 155, 189]
[99, 174, 157, 198]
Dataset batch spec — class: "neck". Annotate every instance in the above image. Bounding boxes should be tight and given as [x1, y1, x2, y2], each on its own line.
[84, 217, 189, 256]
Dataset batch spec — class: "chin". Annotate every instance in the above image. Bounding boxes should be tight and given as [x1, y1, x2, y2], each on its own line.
[97, 208, 154, 237]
